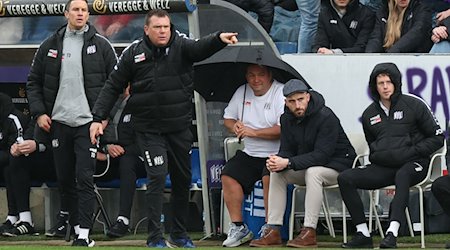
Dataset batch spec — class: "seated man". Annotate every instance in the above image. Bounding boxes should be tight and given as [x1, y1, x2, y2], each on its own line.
[100, 86, 145, 238]
[431, 171, 450, 248]
[0, 93, 54, 236]
[313, 0, 375, 53]
[221, 64, 285, 247]
[249, 79, 356, 248]
[338, 62, 444, 248]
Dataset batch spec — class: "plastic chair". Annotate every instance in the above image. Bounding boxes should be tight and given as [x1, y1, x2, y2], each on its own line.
[369, 140, 447, 248]
[289, 133, 370, 243]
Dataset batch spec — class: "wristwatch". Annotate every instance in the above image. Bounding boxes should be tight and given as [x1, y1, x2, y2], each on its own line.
[287, 159, 292, 169]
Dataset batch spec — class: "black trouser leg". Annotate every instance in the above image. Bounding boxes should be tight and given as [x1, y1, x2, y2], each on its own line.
[8, 155, 32, 213]
[390, 160, 428, 222]
[4, 161, 18, 216]
[118, 145, 141, 219]
[136, 132, 168, 242]
[431, 175, 450, 217]
[166, 129, 192, 239]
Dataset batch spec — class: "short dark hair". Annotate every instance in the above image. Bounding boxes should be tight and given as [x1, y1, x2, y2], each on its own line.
[145, 9, 170, 25]
[65, 0, 88, 11]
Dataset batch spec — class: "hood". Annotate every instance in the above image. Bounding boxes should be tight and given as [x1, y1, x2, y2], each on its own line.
[285, 90, 325, 121]
[0, 93, 14, 125]
[368, 62, 402, 103]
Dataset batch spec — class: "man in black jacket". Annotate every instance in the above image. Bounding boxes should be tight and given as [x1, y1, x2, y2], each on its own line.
[90, 9, 237, 248]
[313, 0, 375, 53]
[0, 93, 54, 237]
[26, 0, 118, 246]
[249, 79, 356, 248]
[339, 62, 444, 248]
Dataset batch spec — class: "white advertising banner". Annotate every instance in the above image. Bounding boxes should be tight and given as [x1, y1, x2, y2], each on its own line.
[282, 54, 450, 134]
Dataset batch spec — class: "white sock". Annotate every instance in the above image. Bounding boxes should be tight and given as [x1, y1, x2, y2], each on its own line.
[19, 211, 32, 224]
[117, 216, 129, 225]
[6, 216, 18, 224]
[356, 223, 370, 237]
[74, 225, 80, 235]
[386, 221, 400, 237]
[78, 228, 90, 239]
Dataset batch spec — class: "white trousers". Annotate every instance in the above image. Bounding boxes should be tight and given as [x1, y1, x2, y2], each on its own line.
[267, 166, 339, 228]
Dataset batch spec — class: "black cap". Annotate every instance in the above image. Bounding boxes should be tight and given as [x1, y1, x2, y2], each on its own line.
[283, 79, 310, 97]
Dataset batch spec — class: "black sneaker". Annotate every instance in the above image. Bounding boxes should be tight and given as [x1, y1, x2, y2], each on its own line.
[380, 232, 397, 248]
[106, 219, 130, 238]
[0, 220, 14, 234]
[2, 221, 39, 237]
[72, 238, 95, 247]
[46, 212, 72, 237]
[342, 232, 373, 248]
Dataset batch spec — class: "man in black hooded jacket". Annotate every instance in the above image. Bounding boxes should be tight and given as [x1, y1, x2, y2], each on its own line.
[249, 79, 356, 248]
[338, 62, 444, 248]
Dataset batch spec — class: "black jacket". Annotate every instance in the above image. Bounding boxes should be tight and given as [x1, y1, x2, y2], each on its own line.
[313, 0, 375, 53]
[278, 91, 356, 172]
[92, 28, 227, 133]
[26, 24, 117, 119]
[362, 63, 444, 167]
[225, 0, 274, 33]
[101, 95, 134, 147]
[365, 0, 432, 53]
[0, 93, 29, 165]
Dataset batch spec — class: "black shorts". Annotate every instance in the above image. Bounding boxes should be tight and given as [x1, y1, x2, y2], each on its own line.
[221, 150, 269, 194]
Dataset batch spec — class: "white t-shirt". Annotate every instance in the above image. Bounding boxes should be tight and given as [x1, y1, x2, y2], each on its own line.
[223, 81, 285, 157]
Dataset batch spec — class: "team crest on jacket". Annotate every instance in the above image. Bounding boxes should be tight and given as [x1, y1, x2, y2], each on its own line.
[370, 114, 381, 125]
[393, 111, 403, 120]
[52, 139, 59, 148]
[87, 45, 96, 54]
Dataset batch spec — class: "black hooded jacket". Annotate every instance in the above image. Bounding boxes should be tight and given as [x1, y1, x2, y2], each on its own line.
[313, 0, 375, 53]
[0, 93, 29, 165]
[278, 91, 356, 172]
[26, 24, 117, 119]
[362, 63, 444, 167]
[365, 0, 432, 53]
[92, 28, 227, 133]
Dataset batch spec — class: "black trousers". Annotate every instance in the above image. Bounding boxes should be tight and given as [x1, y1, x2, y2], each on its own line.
[5, 150, 54, 215]
[338, 159, 429, 225]
[117, 144, 145, 219]
[431, 175, 450, 217]
[51, 122, 96, 229]
[135, 129, 192, 242]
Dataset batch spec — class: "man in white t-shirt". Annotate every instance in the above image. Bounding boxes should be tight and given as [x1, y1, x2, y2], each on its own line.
[221, 64, 285, 247]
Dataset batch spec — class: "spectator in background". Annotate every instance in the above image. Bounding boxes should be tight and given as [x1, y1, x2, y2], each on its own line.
[21, 17, 66, 44]
[365, 0, 433, 53]
[0, 18, 23, 44]
[430, 9, 450, 53]
[249, 79, 356, 248]
[313, 0, 375, 54]
[221, 64, 285, 247]
[338, 63, 444, 248]
[26, 0, 118, 246]
[94, 15, 141, 42]
[225, 0, 274, 34]
[295, 0, 320, 53]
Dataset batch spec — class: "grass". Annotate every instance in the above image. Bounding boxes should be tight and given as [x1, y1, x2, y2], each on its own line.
[0, 232, 448, 249]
